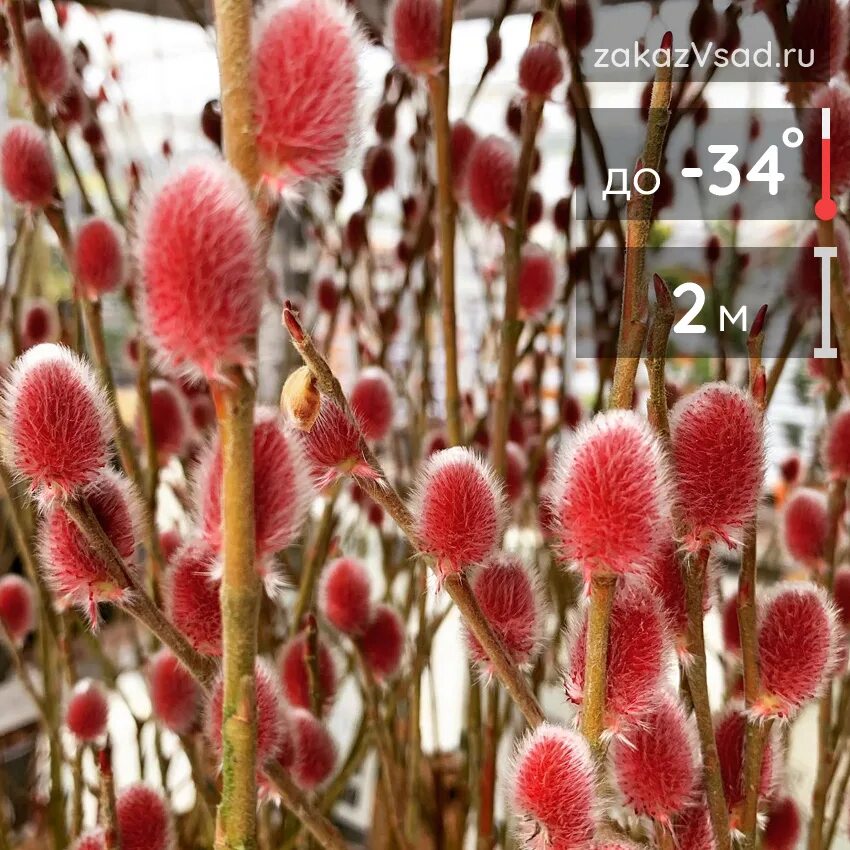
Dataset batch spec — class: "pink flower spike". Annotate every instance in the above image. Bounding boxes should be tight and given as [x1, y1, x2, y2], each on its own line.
[670, 383, 764, 550]
[22, 21, 70, 105]
[20, 297, 60, 350]
[410, 446, 506, 579]
[518, 42, 564, 100]
[611, 693, 697, 822]
[319, 556, 373, 636]
[465, 135, 517, 223]
[357, 603, 405, 681]
[74, 217, 126, 299]
[115, 784, 174, 850]
[279, 630, 338, 714]
[550, 410, 669, 582]
[518, 244, 557, 320]
[509, 723, 597, 850]
[0, 575, 35, 644]
[783, 487, 828, 571]
[755, 582, 840, 719]
[253, 0, 363, 185]
[39, 470, 140, 627]
[388, 0, 440, 74]
[66, 679, 109, 742]
[763, 795, 801, 850]
[824, 407, 850, 479]
[134, 159, 262, 379]
[138, 379, 191, 465]
[0, 121, 55, 208]
[164, 539, 222, 657]
[196, 407, 313, 560]
[288, 708, 338, 790]
[565, 580, 671, 733]
[1, 344, 111, 500]
[299, 399, 372, 487]
[148, 649, 200, 735]
[350, 366, 395, 442]
[716, 704, 776, 830]
[465, 553, 545, 670]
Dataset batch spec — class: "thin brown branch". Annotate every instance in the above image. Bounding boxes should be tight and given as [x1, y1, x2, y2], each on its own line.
[609, 32, 673, 410]
[684, 547, 731, 850]
[283, 306, 545, 728]
[426, 0, 460, 446]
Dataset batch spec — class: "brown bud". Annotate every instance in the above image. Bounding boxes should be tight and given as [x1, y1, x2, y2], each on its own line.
[281, 366, 321, 431]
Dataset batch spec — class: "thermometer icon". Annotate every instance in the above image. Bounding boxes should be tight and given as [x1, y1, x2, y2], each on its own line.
[815, 107, 838, 221]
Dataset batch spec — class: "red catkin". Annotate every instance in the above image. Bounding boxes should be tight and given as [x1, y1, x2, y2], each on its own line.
[509, 723, 597, 850]
[0, 574, 35, 643]
[279, 631, 338, 714]
[410, 446, 506, 579]
[66, 679, 109, 742]
[357, 603, 405, 681]
[465, 553, 544, 670]
[318, 556, 373, 636]
[670, 383, 764, 550]
[551, 410, 669, 583]
[1, 344, 111, 500]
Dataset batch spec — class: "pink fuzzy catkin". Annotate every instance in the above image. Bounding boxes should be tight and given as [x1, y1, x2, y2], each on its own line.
[465, 554, 544, 670]
[134, 159, 262, 379]
[716, 705, 776, 828]
[253, 0, 362, 185]
[289, 708, 338, 790]
[279, 631, 338, 714]
[517, 244, 557, 320]
[465, 135, 517, 223]
[388, 0, 440, 74]
[22, 21, 69, 105]
[410, 446, 506, 579]
[565, 580, 671, 732]
[20, 298, 60, 349]
[783, 488, 829, 570]
[518, 42, 563, 99]
[148, 649, 200, 735]
[670, 383, 764, 550]
[357, 604, 405, 681]
[39, 470, 139, 626]
[1, 344, 111, 500]
[551, 410, 669, 583]
[319, 556, 373, 636]
[164, 540, 222, 656]
[755, 583, 840, 718]
[74, 217, 125, 298]
[0, 121, 55, 208]
[612, 693, 697, 823]
[196, 408, 313, 560]
[0, 575, 35, 643]
[350, 367, 395, 441]
[824, 407, 850, 479]
[509, 723, 597, 850]
[115, 785, 173, 850]
[66, 679, 109, 742]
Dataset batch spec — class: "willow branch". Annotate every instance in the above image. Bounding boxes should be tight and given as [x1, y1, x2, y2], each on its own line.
[739, 306, 767, 850]
[490, 68, 545, 477]
[608, 32, 673, 410]
[684, 547, 731, 850]
[283, 307, 545, 727]
[426, 0, 461, 446]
